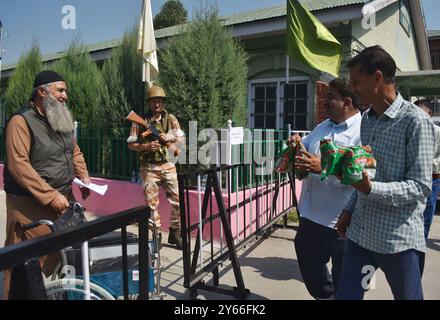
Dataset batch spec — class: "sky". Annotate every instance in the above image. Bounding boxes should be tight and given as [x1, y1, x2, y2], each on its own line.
[0, 0, 439, 66]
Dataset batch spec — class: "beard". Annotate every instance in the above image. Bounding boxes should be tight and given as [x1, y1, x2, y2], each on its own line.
[43, 94, 75, 133]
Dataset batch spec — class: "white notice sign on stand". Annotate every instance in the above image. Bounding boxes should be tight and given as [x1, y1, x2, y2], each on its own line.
[229, 127, 244, 145]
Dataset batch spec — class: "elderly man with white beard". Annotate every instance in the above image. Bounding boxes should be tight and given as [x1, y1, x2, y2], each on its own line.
[2, 70, 91, 299]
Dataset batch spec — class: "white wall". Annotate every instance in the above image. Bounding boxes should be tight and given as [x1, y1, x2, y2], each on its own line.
[351, 2, 420, 71]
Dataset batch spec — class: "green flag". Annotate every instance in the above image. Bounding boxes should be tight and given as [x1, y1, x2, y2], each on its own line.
[287, 0, 342, 77]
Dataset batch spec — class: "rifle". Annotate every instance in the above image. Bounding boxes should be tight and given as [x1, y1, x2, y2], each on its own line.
[126, 110, 180, 157]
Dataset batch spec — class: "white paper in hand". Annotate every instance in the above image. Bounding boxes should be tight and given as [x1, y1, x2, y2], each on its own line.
[73, 178, 108, 196]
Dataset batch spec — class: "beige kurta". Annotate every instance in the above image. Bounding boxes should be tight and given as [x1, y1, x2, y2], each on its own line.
[3, 115, 89, 299]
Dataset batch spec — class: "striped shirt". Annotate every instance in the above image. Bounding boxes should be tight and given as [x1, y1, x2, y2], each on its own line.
[344, 93, 434, 254]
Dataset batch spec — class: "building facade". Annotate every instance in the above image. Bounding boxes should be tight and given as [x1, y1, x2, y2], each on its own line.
[0, 0, 430, 130]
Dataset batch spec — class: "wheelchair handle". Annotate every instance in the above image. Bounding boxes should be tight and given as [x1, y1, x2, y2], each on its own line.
[22, 219, 56, 232]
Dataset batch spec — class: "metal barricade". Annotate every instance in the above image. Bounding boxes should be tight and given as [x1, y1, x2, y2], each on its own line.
[178, 164, 297, 299]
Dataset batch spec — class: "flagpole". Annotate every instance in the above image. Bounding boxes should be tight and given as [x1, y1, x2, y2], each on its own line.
[146, 61, 151, 87]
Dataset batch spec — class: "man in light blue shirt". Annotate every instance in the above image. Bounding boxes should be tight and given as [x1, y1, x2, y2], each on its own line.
[293, 79, 361, 300]
[335, 46, 434, 300]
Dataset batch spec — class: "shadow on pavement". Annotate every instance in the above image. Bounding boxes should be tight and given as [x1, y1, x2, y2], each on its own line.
[427, 238, 440, 252]
[239, 256, 302, 282]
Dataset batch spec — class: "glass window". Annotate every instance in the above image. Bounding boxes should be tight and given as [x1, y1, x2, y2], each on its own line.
[296, 84, 307, 98]
[255, 101, 265, 114]
[283, 82, 309, 130]
[296, 99, 307, 114]
[251, 83, 278, 128]
[399, 0, 411, 36]
[250, 81, 309, 129]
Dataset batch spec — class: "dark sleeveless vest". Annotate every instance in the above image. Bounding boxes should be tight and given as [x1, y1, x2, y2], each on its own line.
[3, 104, 75, 196]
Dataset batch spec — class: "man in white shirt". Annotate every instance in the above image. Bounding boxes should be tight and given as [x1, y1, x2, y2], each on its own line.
[293, 79, 362, 300]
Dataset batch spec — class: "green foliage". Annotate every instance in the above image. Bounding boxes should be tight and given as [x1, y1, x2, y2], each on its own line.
[101, 28, 143, 131]
[4, 41, 43, 115]
[51, 39, 104, 127]
[154, 0, 188, 29]
[158, 4, 248, 131]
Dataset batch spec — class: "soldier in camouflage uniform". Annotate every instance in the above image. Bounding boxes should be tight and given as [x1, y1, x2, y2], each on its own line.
[127, 85, 184, 249]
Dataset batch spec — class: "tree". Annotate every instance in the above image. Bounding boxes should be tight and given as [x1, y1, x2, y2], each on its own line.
[4, 41, 43, 116]
[154, 0, 188, 29]
[158, 4, 248, 131]
[101, 28, 143, 131]
[51, 39, 104, 127]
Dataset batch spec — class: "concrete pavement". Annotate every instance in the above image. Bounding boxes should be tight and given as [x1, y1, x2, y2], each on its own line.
[1, 189, 440, 300]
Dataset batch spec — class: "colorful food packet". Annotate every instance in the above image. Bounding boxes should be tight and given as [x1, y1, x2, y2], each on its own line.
[274, 143, 295, 173]
[341, 146, 376, 185]
[320, 139, 349, 181]
[292, 135, 309, 180]
[274, 135, 309, 180]
[320, 139, 376, 184]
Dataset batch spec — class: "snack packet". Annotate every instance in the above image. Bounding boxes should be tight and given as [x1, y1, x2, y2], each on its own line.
[320, 139, 349, 181]
[274, 143, 295, 173]
[341, 146, 376, 185]
[274, 135, 309, 180]
[291, 135, 309, 180]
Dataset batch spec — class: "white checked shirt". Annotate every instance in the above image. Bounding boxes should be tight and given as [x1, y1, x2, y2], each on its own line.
[298, 112, 362, 228]
[345, 93, 435, 254]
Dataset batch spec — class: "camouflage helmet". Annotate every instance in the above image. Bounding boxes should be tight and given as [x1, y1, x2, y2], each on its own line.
[147, 85, 166, 99]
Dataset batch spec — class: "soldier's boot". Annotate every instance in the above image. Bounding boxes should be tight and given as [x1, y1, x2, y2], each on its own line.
[168, 227, 183, 250]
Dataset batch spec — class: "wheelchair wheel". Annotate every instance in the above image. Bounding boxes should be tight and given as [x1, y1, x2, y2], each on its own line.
[45, 278, 115, 300]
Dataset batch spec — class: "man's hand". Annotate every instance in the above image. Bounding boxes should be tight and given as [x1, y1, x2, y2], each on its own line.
[145, 141, 161, 152]
[49, 194, 70, 213]
[287, 134, 301, 146]
[159, 133, 175, 144]
[80, 177, 91, 200]
[335, 210, 352, 238]
[295, 150, 322, 174]
[351, 170, 372, 194]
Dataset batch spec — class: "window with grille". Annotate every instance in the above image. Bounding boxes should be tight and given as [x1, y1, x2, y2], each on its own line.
[250, 80, 309, 129]
[283, 82, 308, 130]
[251, 83, 277, 129]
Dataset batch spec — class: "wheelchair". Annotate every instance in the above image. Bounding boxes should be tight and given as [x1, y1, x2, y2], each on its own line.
[22, 202, 164, 300]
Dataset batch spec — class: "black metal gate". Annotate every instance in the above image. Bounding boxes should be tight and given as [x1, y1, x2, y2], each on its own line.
[178, 164, 297, 299]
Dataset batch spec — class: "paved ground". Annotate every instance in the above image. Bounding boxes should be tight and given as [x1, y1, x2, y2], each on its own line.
[1, 189, 440, 300]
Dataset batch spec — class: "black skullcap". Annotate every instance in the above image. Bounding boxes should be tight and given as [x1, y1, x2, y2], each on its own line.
[33, 70, 65, 88]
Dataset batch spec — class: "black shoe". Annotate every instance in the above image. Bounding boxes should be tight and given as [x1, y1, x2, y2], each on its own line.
[168, 227, 183, 250]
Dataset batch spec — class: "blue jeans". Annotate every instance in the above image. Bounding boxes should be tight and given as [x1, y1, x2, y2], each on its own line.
[423, 178, 440, 239]
[294, 217, 346, 299]
[335, 240, 423, 300]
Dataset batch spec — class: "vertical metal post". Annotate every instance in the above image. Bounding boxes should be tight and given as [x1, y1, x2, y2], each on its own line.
[138, 213, 149, 300]
[121, 226, 129, 300]
[226, 119, 232, 191]
[197, 174, 203, 269]
[249, 164, 253, 234]
[81, 241, 91, 300]
[178, 175, 191, 288]
[74, 121, 79, 140]
[235, 166, 239, 244]
[270, 159, 274, 220]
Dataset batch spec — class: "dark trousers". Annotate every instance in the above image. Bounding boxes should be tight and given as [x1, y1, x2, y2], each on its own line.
[335, 239, 423, 300]
[294, 217, 346, 299]
[423, 178, 440, 239]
